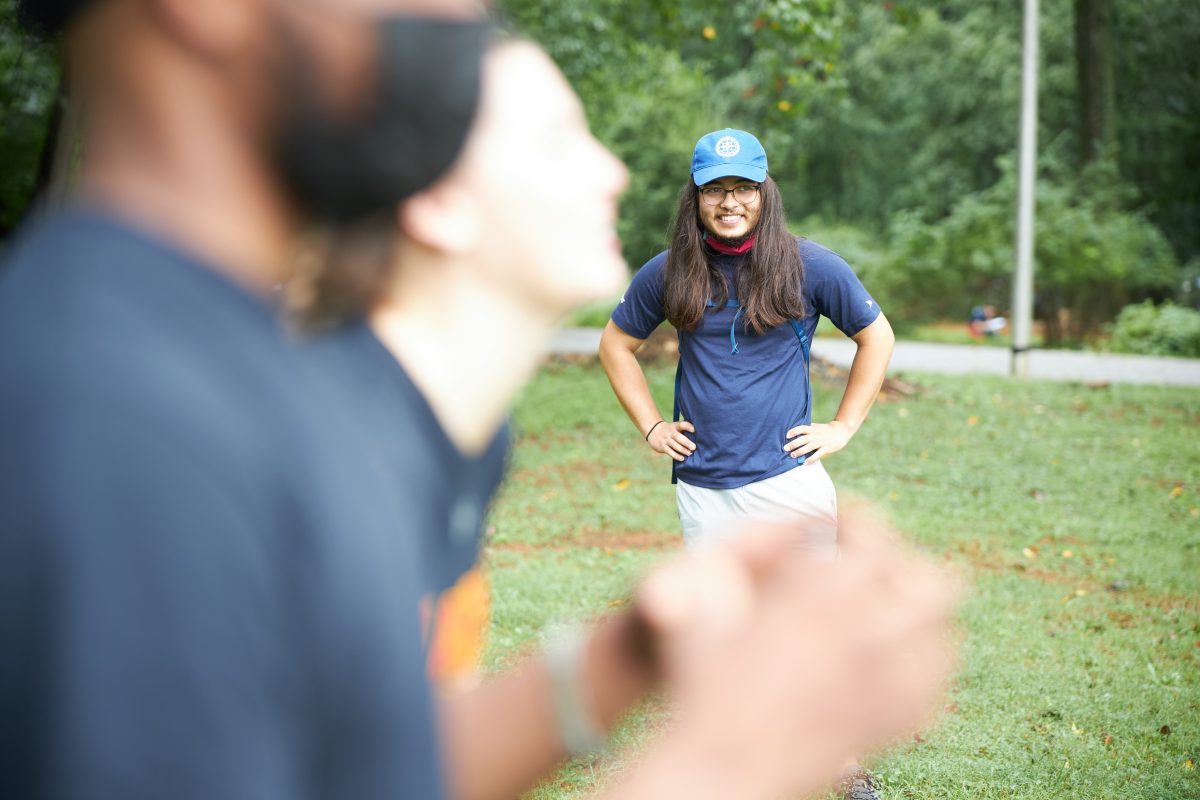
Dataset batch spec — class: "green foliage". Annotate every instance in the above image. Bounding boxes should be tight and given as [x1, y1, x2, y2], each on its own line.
[1112, 0, 1200, 264]
[562, 296, 620, 328]
[0, 2, 59, 236]
[1178, 258, 1200, 310]
[488, 360, 1200, 798]
[781, 0, 1076, 228]
[1108, 301, 1200, 358]
[2, 0, 1195, 336]
[588, 46, 730, 265]
[501, 0, 847, 266]
[879, 152, 1178, 342]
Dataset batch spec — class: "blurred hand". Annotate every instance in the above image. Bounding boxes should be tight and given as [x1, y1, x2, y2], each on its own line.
[647, 420, 696, 462]
[635, 506, 957, 800]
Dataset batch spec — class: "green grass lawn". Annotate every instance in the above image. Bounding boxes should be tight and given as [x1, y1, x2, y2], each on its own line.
[481, 359, 1200, 799]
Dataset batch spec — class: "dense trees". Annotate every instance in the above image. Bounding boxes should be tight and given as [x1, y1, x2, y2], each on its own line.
[504, 0, 1197, 342]
[2, 1, 1195, 342]
[0, 1, 57, 237]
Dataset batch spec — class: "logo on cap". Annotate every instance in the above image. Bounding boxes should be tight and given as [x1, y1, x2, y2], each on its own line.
[714, 136, 741, 158]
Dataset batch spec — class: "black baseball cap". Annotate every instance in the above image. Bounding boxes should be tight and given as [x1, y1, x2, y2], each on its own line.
[16, 0, 98, 36]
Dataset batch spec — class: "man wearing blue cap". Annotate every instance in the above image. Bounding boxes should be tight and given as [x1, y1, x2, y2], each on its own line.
[600, 128, 896, 797]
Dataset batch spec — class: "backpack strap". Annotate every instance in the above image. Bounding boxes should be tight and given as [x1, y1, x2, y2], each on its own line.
[670, 330, 684, 484]
[788, 319, 814, 430]
[787, 319, 811, 367]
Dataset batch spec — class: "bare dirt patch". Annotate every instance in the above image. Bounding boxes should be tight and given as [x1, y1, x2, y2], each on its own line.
[506, 458, 619, 488]
[487, 526, 679, 555]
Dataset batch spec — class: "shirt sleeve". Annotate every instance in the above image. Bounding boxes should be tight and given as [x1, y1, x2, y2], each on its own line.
[801, 241, 882, 337]
[610, 252, 669, 339]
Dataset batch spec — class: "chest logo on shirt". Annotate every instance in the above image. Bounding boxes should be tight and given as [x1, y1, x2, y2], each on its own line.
[715, 136, 740, 158]
[866, 299, 875, 307]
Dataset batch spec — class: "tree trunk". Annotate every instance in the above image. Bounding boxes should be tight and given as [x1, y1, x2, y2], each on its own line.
[1074, 0, 1117, 166]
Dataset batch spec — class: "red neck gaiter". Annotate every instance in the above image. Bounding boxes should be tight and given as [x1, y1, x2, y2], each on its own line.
[705, 233, 757, 255]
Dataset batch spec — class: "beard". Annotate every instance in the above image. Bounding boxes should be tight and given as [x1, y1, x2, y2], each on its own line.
[708, 229, 755, 247]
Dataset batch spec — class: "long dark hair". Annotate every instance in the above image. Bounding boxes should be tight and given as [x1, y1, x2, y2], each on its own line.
[662, 175, 805, 334]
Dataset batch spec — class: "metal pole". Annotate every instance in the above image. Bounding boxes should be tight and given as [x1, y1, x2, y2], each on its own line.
[1012, 0, 1040, 378]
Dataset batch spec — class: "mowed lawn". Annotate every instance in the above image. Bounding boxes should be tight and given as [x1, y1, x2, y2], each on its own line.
[480, 356, 1200, 800]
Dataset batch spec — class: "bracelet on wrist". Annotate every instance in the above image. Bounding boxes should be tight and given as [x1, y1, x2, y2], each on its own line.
[543, 627, 609, 758]
[644, 420, 665, 441]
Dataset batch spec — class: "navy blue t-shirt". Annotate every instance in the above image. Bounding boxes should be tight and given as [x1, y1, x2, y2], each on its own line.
[310, 322, 510, 599]
[0, 209, 445, 800]
[611, 237, 880, 489]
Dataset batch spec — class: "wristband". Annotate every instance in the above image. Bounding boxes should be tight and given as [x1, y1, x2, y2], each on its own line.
[543, 628, 608, 758]
[644, 420, 665, 442]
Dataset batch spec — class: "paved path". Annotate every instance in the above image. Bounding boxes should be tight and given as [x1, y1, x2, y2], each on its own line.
[547, 328, 1200, 388]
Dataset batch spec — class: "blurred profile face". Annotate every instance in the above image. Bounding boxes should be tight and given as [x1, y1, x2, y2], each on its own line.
[696, 176, 762, 241]
[438, 42, 629, 314]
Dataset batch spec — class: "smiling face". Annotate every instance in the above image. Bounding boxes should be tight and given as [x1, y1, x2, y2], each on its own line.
[696, 176, 762, 241]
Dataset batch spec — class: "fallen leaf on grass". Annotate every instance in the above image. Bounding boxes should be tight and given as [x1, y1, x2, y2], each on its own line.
[1022, 546, 1039, 559]
[613, 478, 631, 491]
[1160, 724, 1172, 736]
[1030, 489, 1045, 501]
[1185, 758, 1195, 770]
[1062, 549, 1074, 558]
[967, 415, 980, 426]
[1101, 732, 1113, 747]
[1169, 484, 1183, 499]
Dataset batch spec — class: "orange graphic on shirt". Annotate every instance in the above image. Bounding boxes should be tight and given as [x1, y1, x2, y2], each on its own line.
[422, 567, 490, 687]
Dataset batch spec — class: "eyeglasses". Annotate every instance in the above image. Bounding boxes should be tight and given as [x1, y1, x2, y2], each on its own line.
[698, 184, 760, 206]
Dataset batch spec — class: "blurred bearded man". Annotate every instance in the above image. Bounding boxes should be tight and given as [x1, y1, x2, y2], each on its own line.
[0, 2, 494, 798]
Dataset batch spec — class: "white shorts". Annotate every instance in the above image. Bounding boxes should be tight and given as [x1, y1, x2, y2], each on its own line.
[676, 462, 839, 558]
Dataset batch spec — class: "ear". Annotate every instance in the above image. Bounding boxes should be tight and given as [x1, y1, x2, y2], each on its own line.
[396, 184, 482, 256]
[148, 0, 260, 62]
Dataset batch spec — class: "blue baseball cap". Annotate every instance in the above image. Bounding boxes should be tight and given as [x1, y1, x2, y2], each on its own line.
[690, 128, 768, 186]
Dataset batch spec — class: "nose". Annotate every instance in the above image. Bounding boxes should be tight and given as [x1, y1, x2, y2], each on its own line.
[593, 135, 629, 199]
[719, 191, 739, 210]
